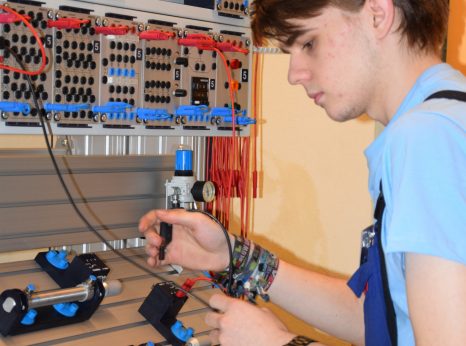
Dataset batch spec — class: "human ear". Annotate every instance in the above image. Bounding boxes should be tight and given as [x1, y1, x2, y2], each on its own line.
[366, 0, 395, 38]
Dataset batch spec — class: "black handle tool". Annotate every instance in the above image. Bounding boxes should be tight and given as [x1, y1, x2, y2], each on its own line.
[159, 222, 173, 261]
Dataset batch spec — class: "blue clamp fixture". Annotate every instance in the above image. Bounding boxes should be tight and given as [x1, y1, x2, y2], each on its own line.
[210, 107, 241, 117]
[137, 108, 171, 121]
[175, 105, 209, 117]
[44, 103, 89, 113]
[222, 115, 256, 126]
[0, 101, 31, 115]
[45, 250, 69, 270]
[20, 309, 38, 326]
[53, 303, 79, 318]
[26, 284, 36, 293]
[171, 320, 194, 342]
[92, 102, 132, 114]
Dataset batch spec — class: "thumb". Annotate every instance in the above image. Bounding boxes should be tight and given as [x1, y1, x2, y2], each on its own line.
[156, 208, 203, 228]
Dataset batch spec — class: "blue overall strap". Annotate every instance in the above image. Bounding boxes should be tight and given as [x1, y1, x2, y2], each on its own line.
[424, 90, 466, 102]
[374, 182, 398, 345]
[347, 182, 397, 346]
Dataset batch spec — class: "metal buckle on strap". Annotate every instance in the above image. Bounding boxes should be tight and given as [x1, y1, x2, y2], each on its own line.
[360, 225, 376, 264]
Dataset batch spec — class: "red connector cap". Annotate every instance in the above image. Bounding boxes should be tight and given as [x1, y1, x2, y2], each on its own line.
[139, 30, 175, 41]
[47, 18, 90, 29]
[94, 25, 129, 36]
[178, 33, 216, 50]
[176, 278, 196, 298]
[216, 42, 249, 54]
[0, 12, 30, 24]
[229, 59, 242, 70]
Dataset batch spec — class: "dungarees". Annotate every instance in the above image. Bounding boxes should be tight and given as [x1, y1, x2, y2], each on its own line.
[347, 90, 466, 346]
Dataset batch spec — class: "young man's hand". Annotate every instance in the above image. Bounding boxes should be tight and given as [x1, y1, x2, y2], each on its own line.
[138, 208, 232, 271]
[205, 294, 295, 346]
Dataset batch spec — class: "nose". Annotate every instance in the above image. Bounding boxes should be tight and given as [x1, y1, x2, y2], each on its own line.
[287, 53, 311, 86]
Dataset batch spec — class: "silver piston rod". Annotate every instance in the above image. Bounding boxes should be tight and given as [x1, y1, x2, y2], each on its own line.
[28, 280, 122, 309]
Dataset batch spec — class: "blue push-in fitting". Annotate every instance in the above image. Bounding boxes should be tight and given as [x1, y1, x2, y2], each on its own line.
[146, 342, 155, 346]
[20, 309, 38, 325]
[170, 320, 194, 342]
[92, 102, 132, 114]
[210, 107, 236, 117]
[0, 101, 31, 115]
[45, 250, 69, 270]
[26, 284, 36, 292]
[175, 105, 209, 117]
[136, 108, 171, 121]
[44, 103, 89, 113]
[222, 116, 256, 126]
[53, 302, 79, 318]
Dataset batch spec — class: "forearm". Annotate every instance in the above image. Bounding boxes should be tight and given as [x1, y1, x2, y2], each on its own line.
[268, 260, 364, 345]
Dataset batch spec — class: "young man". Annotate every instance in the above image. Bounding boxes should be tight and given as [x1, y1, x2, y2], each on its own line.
[139, 0, 466, 345]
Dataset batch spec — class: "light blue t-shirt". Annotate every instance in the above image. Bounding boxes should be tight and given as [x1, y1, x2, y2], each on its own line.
[365, 63, 466, 345]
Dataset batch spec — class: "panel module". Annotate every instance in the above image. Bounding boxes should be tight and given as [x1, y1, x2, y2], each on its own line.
[95, 13, 143, 128]
[140, 20, 180, 129]
[0, 1, 53, 126]
[214, 30, 251, 128]
[48, 6, 98, 126]
[215, 0, 249, 17]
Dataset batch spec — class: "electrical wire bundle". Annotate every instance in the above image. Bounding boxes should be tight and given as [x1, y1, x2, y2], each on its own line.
[206, 52, 263, 239]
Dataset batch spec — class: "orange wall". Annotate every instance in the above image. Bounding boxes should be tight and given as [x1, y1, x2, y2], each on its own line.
[447, 0, 466, 73]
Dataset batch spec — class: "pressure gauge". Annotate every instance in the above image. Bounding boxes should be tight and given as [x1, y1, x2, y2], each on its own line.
[191, 181, 216, 203]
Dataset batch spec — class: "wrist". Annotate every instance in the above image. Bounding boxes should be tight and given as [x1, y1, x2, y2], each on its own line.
[212, 235, 280, 303]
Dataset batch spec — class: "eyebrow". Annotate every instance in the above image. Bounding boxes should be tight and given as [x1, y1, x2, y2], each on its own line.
[278, 27, 316, 54]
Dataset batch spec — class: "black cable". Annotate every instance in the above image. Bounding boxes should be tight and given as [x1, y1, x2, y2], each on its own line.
[187, 209, 234, 295]
[4, 44, 222, 310]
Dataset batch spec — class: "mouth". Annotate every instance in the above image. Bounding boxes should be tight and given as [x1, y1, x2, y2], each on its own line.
[308, 92, 324, 105]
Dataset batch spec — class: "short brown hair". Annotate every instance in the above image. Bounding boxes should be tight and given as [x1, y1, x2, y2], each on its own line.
[251, 0, 449, 53]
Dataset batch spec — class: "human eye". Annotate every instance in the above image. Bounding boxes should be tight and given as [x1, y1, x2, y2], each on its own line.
[302, 40, 314, 51]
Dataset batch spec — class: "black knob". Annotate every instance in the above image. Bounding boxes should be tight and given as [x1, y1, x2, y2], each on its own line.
[173, 89, 187, 97]
[175, 57, 188, 67]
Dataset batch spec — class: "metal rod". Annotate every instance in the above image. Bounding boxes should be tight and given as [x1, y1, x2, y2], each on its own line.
[28, 286, 91, 309]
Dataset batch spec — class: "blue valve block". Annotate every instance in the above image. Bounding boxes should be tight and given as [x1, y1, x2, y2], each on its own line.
[53, 303, 79, 318]
[171, 320, 194, 342]
[137, 108, 171, 121]
[0, 101, 31, 115]
[44, 103, 89, 113]
[92, 102, 132, 114]
[108, 68, 135, 78]
[45, 250, 69, 270]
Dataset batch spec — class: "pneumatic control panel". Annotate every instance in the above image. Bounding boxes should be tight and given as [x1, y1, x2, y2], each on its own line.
[0, 0, 254, 136]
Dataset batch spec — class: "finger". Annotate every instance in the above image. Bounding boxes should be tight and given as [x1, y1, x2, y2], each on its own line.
[205, 311, 222, 329]
[145, 243, 159, 258]
[209, 293, 233, 313]
[155, 208, 205, 228]
[138, 209, 163, 232]
[144, 230, 163, 248]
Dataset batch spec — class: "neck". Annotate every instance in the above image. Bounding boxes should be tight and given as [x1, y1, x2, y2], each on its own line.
[367, 48, 443, 125]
